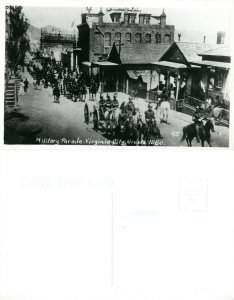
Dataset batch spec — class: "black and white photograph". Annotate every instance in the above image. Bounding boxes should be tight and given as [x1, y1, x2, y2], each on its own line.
[4, 4, 231, 146]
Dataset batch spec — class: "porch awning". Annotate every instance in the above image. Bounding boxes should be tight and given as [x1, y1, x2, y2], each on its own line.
[150, 61, 187, 69]
[190, 60, 231, 69]
[127, 70, 138, 80]
[82, 61, 91, 67]
[91, 61, 118, 67]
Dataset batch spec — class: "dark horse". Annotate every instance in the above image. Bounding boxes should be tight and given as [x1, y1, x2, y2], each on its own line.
[181, 119, 215, 147]
[114, 118, 138, 146]
[142, 122, 162, 146]
[114, 103, 138, 145]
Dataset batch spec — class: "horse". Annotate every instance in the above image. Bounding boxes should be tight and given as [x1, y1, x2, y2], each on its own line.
[181, 118, 215, 147]
[100, 107, 122, 138]
[114, 118, 138, 145]
[157, 100, 170, 123]
[113, 105, 139, 145]
[139, 111, 162, 146]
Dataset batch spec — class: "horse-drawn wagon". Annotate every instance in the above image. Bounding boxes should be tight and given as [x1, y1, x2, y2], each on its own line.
[84, 95, 165, 145]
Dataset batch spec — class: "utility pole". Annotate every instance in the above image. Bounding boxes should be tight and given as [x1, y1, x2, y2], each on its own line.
[116, 42, 124, 95]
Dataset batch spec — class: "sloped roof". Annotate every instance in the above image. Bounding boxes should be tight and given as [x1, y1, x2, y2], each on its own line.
[198, 46, 230, 57]
[175, 42, 225, 62]
[158, 42, 228, 64]
[117, 43, 171, 64]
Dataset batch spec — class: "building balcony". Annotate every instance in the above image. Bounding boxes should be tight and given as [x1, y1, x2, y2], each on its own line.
[40, 33, 76, 44]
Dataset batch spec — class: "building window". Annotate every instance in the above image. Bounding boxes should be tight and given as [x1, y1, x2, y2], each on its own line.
[105, 32, 111, 47]
[145, 34, 151, 43]
[135, 33, 141, 43]
[115, 15, 121, 23]
[145, 16, 150, 24]
[110, 13, 121, 23]
[125, 32, 131, 43]
[114, 14, 121, 23]
[156, 33, 161, 43]
[115, 32, 121, 46]
[165, 34, 171, 43]
[129, 15, 136, 24]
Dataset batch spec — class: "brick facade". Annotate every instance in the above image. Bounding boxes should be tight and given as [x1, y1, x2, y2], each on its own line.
[77, 8, 175, 64]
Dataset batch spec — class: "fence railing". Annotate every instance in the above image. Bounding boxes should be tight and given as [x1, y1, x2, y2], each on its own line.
[183, 96, 204, 109]
[213, 108, 230, 126]
[41, 33, 76, 43]
[182, 96, 230, 126]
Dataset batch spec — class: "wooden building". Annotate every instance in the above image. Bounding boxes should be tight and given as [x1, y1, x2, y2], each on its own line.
[150, 42, 230, 110]
[107, 42, 170, 98]
[190, 46, 230, 108]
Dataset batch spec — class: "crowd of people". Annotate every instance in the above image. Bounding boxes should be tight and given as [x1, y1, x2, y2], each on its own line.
[27, 57, 100, 104]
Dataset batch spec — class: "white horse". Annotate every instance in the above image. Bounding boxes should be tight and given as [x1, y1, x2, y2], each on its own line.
[103, 107, 122, 135]
[157, 100, 170, 123]
[213, 107, 223, 119]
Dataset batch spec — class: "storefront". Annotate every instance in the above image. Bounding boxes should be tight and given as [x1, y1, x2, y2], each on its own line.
[91, 61, 119, 93]
[150, 42, 229, 112]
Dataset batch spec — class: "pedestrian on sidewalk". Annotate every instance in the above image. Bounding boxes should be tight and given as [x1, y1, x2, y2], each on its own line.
[53, 84, 60, 104]
[24, 78, 29, 93]
[81, 84, 87, 102]
[18, 79, 25, 96]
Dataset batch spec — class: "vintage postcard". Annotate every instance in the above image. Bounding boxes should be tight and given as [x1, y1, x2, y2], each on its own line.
[3, 3, 232, 147]
[1, 2, 234, 300]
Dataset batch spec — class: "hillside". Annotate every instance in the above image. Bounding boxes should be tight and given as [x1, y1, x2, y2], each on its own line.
[27, 24, 41, 41]
[41, 25, 72, 34]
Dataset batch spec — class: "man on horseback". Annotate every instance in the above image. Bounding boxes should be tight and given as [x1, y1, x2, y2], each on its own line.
[144, 104, 163, 139]
[126, 97, 136, 114]
[192, 106, 203, 142]
[145, 104, 155, 124]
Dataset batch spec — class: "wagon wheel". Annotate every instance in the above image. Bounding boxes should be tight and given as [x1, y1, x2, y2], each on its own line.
[84, 103, 90, 124]
[93, 108, 99, 131]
